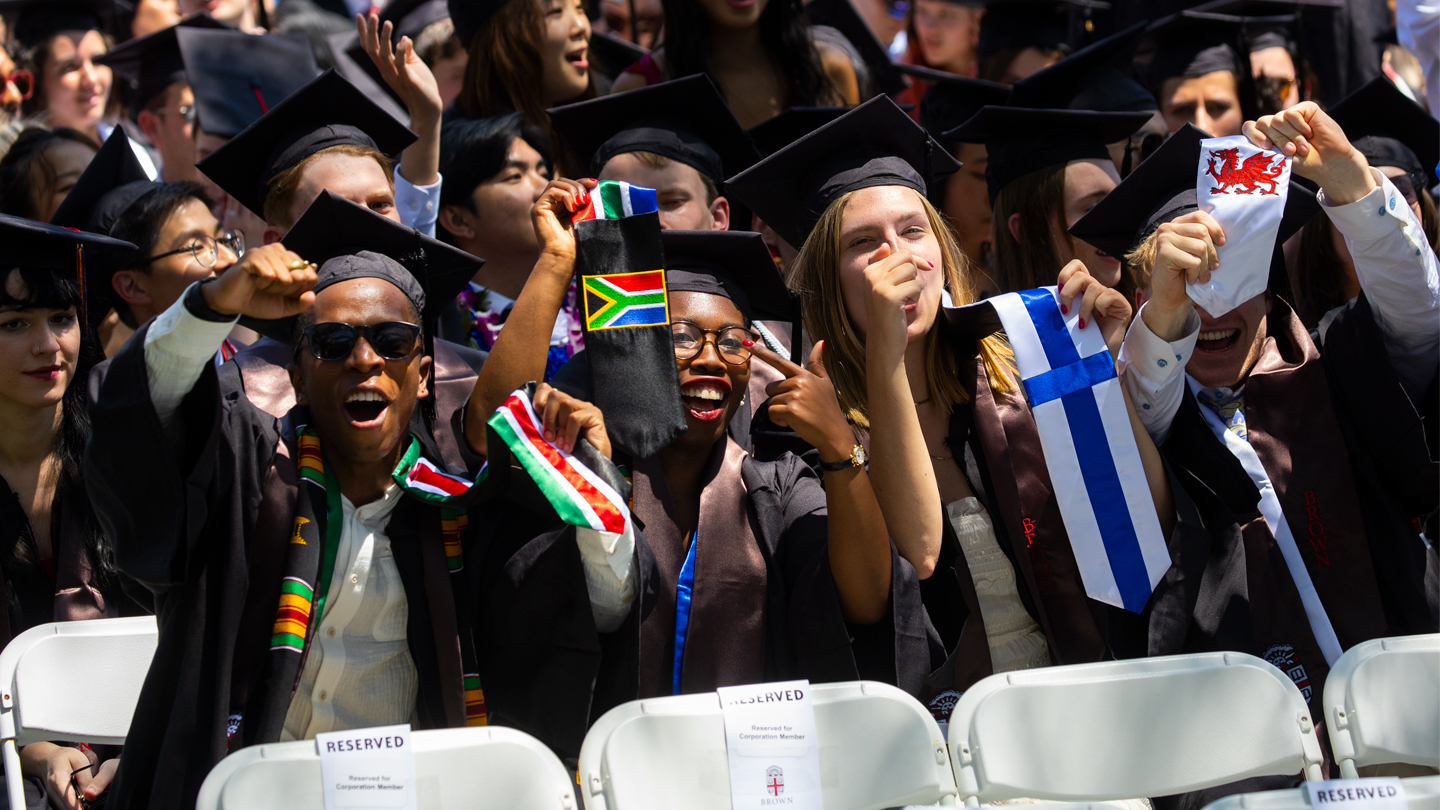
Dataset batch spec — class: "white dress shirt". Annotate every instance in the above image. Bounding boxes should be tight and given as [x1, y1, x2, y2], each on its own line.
[1121, 170, 1440, 443]
[394, 172, 442, 238]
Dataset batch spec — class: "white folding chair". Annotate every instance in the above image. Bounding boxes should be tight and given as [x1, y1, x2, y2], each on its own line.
[1324, 634, 1440, 778]
[0, 616, 159, 810]
[576, 680, 958, 810]
[195, 726, 578, 810]
[948, 652, 1325, 806]
[1200, 774, 1440, 810]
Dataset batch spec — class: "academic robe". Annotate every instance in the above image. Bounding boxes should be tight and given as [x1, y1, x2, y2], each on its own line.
[1145, 300, 1437, 797]
[83, 323, 498, 810]
[479, 434, 930, 762]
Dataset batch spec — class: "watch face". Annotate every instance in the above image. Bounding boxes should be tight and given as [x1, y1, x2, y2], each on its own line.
[852, 445, 867, 466]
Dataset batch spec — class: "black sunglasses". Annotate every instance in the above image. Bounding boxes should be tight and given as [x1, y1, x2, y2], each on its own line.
[301, 322, 421, 362]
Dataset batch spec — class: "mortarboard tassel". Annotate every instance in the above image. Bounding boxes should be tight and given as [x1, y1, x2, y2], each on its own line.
[76, 243, 88, 331]
[251, 84, 269, 114]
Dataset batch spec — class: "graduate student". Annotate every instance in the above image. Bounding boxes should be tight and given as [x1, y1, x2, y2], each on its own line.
[730, 96, 1193, 715]
[1072, 109, 1438, 779]
[83, 192, 627, 810]
[1143, 11, 1258, 137]
[946, 105, 1152, 294]
[548, 75, 760, 232]
[477, 224, 921, 760]
[0, 125, 97, 222]
[449, 0, 594, 122]
[0, 215, 147, 810]
[94, 13, 230, 183]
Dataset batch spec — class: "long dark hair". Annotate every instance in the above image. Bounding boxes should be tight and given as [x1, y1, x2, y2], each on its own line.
[0, 126, 98, 220]
[437, 113, 553, 242]
[458, 0, 596, 124]
[659, 0, 838, 109]
[0, 264, 121, 621]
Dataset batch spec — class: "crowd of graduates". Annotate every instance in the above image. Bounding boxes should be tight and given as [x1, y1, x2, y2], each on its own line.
[0, 0, 1434, 807]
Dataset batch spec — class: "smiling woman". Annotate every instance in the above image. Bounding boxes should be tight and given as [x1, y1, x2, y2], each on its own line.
[18, 26, 113, 145]
[453, 0, 595, 125]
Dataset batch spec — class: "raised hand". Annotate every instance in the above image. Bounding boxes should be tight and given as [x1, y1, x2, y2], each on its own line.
[357, 12, 443, 127]
[1137, 211, 1225, 341]
[532, 178, 598, 261]
[533, 382, 612, 459]
[1243, 102, 1376, 205]
[201, 243, 318, 320]
[750, 339, 857, 465]
[1056, 260, 1135, 357]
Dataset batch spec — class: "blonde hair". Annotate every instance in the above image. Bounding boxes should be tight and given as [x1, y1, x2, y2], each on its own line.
[263, 144, 395, 229]
[1124, 228, 1162, 290]
[789, 188, 1016, 429]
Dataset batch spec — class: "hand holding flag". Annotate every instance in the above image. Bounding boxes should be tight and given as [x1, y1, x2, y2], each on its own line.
[531, 177, 599, 262]
[532, 382, 611, 459]
[1054, 260, 1133, 358]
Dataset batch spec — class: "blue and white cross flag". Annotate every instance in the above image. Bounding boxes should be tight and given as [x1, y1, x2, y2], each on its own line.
[984, 288, 1171, 613]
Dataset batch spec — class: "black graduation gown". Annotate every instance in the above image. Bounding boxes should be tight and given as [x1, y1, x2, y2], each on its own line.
[478, 435, 929, 762]
[83, 323, 495, 810]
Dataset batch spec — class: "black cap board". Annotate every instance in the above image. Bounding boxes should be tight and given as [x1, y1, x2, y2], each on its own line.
[49, 127, 154, 232]
[726, 95, 963, 249]
[1190, 0, 1341, 52]
[588, 30, 649, 82]
[0, 213, 136, 291]
[178, 27, 321, 140]
[893, 63, 1012, 146]
[1329, 76, 1440, 189]
[448, 0, 510, 49]
[945, 105, 1151, 201]
[0, 0, 109, 47]
[245, 190, 484, 343]
[747, 107, 848, 157]
[1068, 123, 1319, 259]
[196, 70, 417, 221]
[1008, 22, 1156, 112]
[95, 13, 232, 109]
[663, 230, 798, 324]
[977, 0, 1109, 60]
[803, 0, 910, 96]
[548, 75, 760, 182]
[1144, 11, 1248, 85]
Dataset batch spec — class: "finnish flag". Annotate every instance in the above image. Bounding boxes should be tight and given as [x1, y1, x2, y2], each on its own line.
[986, 288, 1171, 613]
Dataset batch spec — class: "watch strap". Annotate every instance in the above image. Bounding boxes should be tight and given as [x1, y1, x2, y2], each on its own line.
[819, 446, 861, 472]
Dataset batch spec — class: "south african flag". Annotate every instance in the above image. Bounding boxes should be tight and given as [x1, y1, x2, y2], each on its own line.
[582, 269, 669, 330]
[573, 180, 659, 221]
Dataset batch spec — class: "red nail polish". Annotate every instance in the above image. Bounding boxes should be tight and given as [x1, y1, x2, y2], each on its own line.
[1060, 303, 1068, 315]
[927, 260, 935, 268]
[1078, 318, 1086, 329]
[743, 339, 754, 347]
[578, 191, 590, 205]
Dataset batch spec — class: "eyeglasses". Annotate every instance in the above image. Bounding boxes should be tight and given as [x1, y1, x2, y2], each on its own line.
[70, 764, 107, 810]
[148, 230, 244, 268]
[302, 321, 422, 362]
[671, 322, 755, 366]
[4, 69, 33, 102]
[157, 103, 197, 126]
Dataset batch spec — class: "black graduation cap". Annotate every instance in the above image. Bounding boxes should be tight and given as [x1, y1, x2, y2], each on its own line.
[664, 229, 802, 362]
[1328, 76, 1440, 189]
[196, 70, 417, 220]
[1008, 21, 1155, 112]
[95, 14, 231, 110]
[49, 126, 154, 232]
[1190, 0, 1340, 52]
[548, 75, 760, 182]
[944, 105, 1151, 201]
[328, 31, 413, 128]
[448, 0, 509, 49]
[747, 107, 848, 158]
[976, 0, 1109, 60]
[0, 213, 138, 333]
[893, 64, 1011, 146]
[588, 30, 649, 82]
[177, 27, 321, 140]
[0, 0, 109, 47]
[803, 0, 910, 96]
[1068, 123, 1318, 260]
[1143, 11, 1249, 87]
[726, 95, 962, 250]
[245, 190, 483, 343]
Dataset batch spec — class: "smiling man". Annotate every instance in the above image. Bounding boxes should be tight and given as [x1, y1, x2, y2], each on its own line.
[1071, 108, 1438, 783]
[84, 192, 635, 810]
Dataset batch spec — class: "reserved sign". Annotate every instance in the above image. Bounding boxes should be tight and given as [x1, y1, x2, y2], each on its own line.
[717, 680, 822, 810]
[1305, 777, 1406, 810]
[315, 724, 417, 810]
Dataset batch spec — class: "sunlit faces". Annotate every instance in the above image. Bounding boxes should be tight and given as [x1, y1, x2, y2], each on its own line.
[285, 153, 398, 232]
[114, 198, 236, 323]
[289, 278, 431, 469]
[940, 142, 992, 266]
[141, 82, 198, 182]
[41, 30, 112, 134]
[1185, 292, 1272, 390]
[1161, 71, 1243, 136]
[1062, 158, 1122, 287]
[913, 0, 982, 74]
[669, 290, 750, 449]
[32, 138, 97, 223]
[178, 0, 251, 26]
[440, 136, 552, 263]
[430, 50, 468, 111]
[836, 185, 945, 345]
[540, 0, 592, 107]
[599, 152, 728, 231]
[697, 0, 770, 29]
[0, 271, 79, 410]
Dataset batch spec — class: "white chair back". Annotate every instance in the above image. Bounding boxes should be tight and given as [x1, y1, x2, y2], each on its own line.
[948, 652, 1325, 804]
[195, 726, 578, 810]
[1200, 774, 1440, 810]
[0, 617, 158, 810]
[1324, 634, 1440, 778]
[577, 680, 957, 810]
